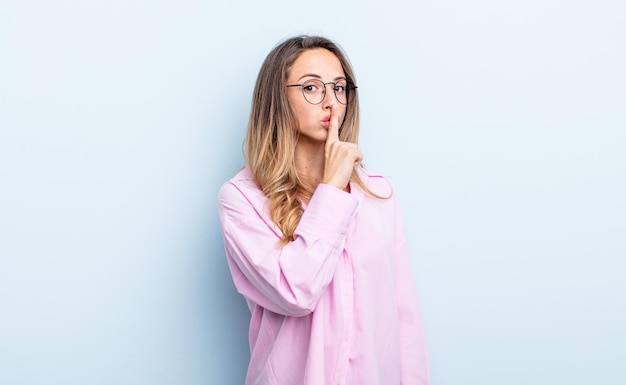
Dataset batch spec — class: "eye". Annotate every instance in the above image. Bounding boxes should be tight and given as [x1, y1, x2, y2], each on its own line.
[303, 84, 318, 93]
[334, 84, 346, 93]
[334, 80, 348, 93]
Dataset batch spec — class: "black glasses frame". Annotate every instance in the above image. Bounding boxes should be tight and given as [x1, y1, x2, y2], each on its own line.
[286, 79, 358, 105]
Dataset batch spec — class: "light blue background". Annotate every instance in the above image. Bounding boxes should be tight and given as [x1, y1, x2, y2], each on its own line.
[1, 1, 624, 384]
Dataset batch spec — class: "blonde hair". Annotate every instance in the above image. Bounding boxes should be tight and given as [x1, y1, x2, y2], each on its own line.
[245, 35, 384, 243]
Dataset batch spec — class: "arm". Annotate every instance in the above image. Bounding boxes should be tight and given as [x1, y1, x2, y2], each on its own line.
[218, 181, 358, 317]
[392, 198, 430, 384]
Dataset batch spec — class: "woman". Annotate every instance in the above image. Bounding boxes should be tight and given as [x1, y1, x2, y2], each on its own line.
[218, 35, 429, 385]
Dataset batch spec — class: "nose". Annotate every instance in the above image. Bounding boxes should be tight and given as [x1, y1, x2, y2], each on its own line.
[321, 83, 337, 109]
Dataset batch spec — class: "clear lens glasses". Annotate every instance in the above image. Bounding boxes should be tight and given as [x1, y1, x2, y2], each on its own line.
[287, 79, 356, 105]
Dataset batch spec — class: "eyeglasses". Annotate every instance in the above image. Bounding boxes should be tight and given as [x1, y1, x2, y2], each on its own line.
[286, 78, 357, 105]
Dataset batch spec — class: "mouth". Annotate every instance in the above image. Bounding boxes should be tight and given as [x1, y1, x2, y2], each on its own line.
[322, 115, 331, 128]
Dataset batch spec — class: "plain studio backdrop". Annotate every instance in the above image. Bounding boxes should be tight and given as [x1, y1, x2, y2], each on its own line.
[1, 1, 624, 384]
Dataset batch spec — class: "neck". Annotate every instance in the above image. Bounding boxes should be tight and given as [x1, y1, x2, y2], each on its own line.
[295, 139, 325, 188]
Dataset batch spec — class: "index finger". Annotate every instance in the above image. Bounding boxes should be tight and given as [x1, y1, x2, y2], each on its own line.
[326, 112, 340, 146]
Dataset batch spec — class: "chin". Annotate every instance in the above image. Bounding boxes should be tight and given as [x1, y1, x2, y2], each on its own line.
[297, 128, 327, 143]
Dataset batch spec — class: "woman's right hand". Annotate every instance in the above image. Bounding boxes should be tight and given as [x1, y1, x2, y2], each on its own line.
[322, 113, 364, 190]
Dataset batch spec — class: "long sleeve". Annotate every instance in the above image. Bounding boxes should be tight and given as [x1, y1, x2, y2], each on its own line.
[218, 168, 429, 385]
[392, 197, 431, 385]
[218, 181, 359, 317]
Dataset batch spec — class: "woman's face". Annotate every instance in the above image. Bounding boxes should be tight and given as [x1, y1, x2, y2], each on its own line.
[287, 48, 348, 145]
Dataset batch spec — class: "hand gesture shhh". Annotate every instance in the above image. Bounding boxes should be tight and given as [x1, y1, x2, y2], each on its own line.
[322, 112, 364, 190]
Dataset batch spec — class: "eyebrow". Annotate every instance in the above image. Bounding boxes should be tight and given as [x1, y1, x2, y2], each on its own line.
[297, 73, 347, 81]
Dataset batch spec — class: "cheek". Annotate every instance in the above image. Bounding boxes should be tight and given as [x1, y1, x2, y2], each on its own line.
[289, 95, 307, 117]
[338, 106, 348, 124]
[294, 103, 315, 125]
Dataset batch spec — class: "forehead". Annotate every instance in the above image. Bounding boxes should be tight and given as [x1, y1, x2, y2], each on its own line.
[289, 48, 345, 80]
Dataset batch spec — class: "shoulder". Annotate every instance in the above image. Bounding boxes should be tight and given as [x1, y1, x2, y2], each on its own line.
[357, 167, 394, 198]
[218, 167, 267, 215]
[219, 167, 257, 194]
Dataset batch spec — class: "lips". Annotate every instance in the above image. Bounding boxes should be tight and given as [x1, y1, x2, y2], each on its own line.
[322, 115, 331, 128]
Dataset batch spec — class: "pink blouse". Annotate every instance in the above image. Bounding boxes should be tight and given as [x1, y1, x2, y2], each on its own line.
[218, 167, 429, 385]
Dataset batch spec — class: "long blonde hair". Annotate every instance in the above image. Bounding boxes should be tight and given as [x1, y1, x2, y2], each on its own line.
[245, 35, 381, 243]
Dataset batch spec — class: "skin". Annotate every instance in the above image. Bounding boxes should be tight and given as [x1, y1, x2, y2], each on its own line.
[287, 48, 364, 191]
